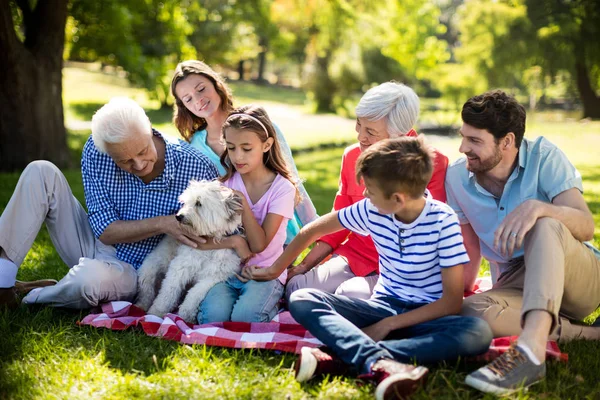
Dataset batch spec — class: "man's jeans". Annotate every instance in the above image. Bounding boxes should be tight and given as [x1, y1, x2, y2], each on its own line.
[289, 288, 493, 374]
[198, 275, 284, 323]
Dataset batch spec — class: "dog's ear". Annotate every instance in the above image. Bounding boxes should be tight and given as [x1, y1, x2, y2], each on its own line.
[221, 188, 244, 222]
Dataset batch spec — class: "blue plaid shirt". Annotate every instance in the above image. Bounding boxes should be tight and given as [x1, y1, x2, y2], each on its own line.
[81, 130, 219, 269]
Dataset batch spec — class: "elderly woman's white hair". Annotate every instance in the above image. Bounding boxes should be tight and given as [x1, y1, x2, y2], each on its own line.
[355, 82, 420, 138]
[91, 97, 152, 153]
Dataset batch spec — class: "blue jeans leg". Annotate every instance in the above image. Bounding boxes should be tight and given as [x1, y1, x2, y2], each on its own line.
[378, 315, 493, 364]
[289, 288, 399, 373]
[231, 279, 284, 322]
[289, 289, 493, 373]
[198, 279, 237, 323]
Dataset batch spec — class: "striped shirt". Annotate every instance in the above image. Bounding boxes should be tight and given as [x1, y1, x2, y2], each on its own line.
[338, 196, 469, 304]
[82, 130, 219, 269]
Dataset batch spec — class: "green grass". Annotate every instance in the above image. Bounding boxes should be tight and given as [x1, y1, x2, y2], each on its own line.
[1, 66, 600, 399]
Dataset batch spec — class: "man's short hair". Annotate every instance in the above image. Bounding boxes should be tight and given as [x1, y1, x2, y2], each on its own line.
[356, 136, 435, 199]
[355, 82, 420, 138]
[91, 97, 152, 153]
[462, 90, 526, 148]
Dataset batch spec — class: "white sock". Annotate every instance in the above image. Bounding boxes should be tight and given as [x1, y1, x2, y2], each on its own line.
[0, 258, 18, 288]
[517, 342, 543, 365]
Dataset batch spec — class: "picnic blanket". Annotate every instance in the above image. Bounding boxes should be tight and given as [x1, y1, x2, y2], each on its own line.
[78, 277, 568, 362]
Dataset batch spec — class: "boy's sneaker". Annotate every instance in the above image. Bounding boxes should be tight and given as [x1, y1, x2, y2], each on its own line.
[465, 344, 546, 395]
[294, 346, 348, 382]
[361, 358, 429, 400]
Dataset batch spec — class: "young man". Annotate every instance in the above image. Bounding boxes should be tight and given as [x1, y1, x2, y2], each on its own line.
[446, 90, 600, 394]
[240, 136, 492, 400]
[0, 97, 218, 309]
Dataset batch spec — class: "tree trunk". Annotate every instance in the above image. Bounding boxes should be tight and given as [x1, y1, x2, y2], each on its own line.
[574, 60, 600, 119]
[256, 36, 268, 84]
[237, 60, 246, 81]
[574, 33, 600, 120]
[313, 51, 336, 113]
[0, 1, 70, 171]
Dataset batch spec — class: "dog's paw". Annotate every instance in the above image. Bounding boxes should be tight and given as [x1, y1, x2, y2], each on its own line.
[147, 305, 167, 318]
[134, 302, 150, 312]
[177, 308, 198, 325]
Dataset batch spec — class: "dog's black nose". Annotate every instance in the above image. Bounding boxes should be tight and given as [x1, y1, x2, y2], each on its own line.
[175, 214, 183, 222]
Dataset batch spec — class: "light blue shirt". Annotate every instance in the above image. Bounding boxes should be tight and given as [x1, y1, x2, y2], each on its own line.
[445, 136, 593, 281]
[189, 123, 318, 244]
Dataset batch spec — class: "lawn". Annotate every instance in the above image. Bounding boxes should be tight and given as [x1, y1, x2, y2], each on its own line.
[1, 66, 600, 399]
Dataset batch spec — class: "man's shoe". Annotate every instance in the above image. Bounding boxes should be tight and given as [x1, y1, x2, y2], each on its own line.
[465, 344, 546, 395]
[15, 279, 57, 295]
[294, 347, 349, 382]
[362, 358, 428, 400]
[0, 287, 20, 310]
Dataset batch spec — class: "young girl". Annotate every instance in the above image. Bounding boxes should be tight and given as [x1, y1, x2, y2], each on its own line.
[170, 60, 317, 245]
[197, 105, 298, 323]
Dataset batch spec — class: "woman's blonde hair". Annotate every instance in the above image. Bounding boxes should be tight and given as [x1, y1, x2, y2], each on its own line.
[219, 105, 299, 204]
[171, 60, 234, 142]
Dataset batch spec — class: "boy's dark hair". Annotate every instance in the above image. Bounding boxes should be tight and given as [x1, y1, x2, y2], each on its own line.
[356, 136, 434, 199]
[462, 90, 526, 148]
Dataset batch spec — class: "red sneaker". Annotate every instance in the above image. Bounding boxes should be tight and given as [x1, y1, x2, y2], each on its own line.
[294, 347, 349, 382]
[362, 358, 428, 400]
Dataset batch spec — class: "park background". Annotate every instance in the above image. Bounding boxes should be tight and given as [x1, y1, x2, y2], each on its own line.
[1, 0, 599, 398]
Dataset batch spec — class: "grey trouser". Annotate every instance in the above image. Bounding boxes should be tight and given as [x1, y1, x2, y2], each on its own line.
[462, 217, 600, 342]
[285, 255, 378, 301]
[0, 161, 137, 308]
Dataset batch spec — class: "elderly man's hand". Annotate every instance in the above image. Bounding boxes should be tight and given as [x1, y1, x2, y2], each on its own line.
[163, 215, 207, 248]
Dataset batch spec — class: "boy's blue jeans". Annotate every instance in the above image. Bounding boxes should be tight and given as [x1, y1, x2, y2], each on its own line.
[198, 276, 284, 323]
[289, 288, 493, 374]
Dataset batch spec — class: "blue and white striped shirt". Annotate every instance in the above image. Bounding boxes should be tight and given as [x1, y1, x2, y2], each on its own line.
[81, 130, 219, 269]
[338, 196, 469, 304]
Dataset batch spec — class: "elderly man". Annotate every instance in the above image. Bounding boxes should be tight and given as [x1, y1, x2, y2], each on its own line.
[0, 97, 218, 309]
[445, 90, 600, 395]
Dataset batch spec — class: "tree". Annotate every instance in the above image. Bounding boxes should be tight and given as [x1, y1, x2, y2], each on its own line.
[456, 0, 600, 119]
[0, 1, 71, 171]
[69, 0, 196, 107]
[525, 0, 600, 119]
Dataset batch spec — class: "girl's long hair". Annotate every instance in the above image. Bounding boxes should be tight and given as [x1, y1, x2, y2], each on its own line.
[219, 105, 300, 205]
[171, 60, 234, 142]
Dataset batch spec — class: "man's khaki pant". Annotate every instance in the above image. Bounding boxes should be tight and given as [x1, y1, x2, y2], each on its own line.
[0, 161, 137, 308]
[462, 217, 600, 342]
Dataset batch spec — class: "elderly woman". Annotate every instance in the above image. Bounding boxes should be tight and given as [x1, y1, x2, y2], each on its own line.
[285, 82, 449, 300]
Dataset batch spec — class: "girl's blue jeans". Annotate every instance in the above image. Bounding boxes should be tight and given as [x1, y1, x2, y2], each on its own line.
[198, 276, 284, 323]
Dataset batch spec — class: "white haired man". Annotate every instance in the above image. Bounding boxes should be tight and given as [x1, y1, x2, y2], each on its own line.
[285, 82, 449, 301]
[0, 97, 218, 309]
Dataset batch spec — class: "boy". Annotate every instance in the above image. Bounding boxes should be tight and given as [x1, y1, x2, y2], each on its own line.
[241, 137, 493, 399]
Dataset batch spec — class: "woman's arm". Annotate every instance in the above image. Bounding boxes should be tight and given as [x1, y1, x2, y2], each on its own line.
[361, 265, 464, 342]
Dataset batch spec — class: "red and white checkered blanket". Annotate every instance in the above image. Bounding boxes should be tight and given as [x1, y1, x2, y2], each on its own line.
[78, 277, 568, 362]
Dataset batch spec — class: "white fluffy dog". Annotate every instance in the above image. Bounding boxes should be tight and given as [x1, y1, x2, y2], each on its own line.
[135, 180, 244, 323]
